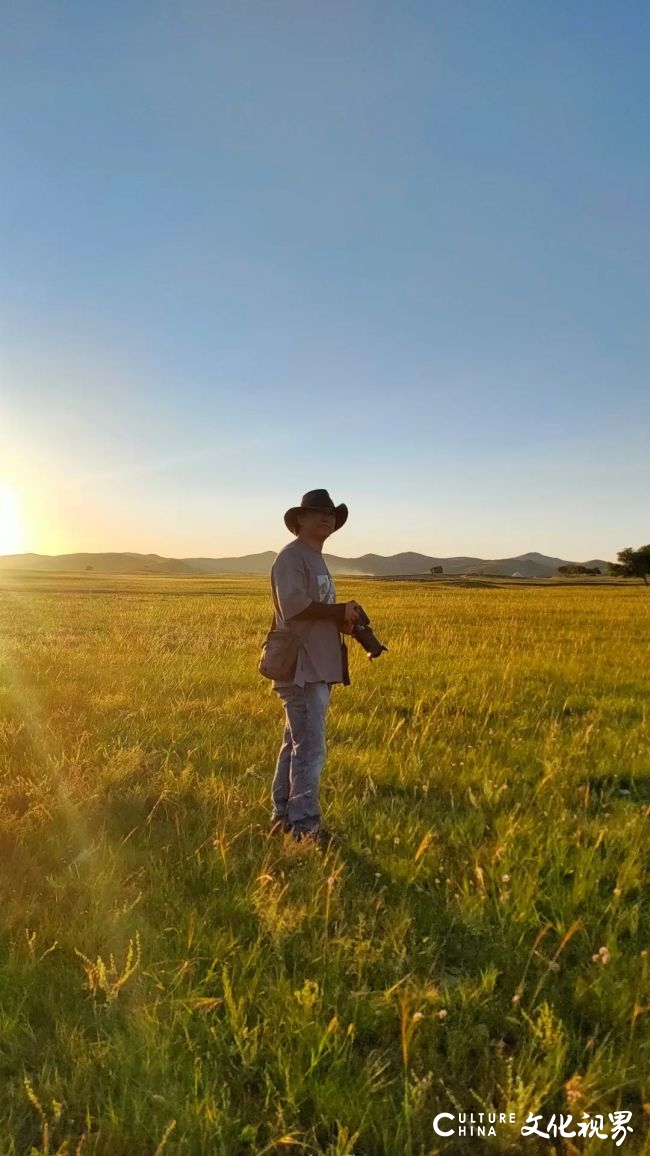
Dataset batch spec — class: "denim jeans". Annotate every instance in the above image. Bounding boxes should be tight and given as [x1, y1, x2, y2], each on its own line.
[271, 681, 331, 836]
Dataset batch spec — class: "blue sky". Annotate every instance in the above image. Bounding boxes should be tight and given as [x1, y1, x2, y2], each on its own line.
[1, 0, 648, 561]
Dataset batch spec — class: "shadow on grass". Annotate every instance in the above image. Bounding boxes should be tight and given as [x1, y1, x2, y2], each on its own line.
[366, 770, 650, 810]
[582, 773, 650, 807]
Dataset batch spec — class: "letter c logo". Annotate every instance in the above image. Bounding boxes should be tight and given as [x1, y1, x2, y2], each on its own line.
[433, 1113, 455, 1137]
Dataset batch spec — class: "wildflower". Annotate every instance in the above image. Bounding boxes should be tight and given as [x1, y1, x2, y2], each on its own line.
[294, 979, 320, 1009]
[548, 961, 560, 972]
[437, 1008, 447, 1020]
[613, 887, 622, 897]
[592, 945, 611, 965]
[501, 873, 510, 883]
[565, 1075, 583, 1104]
[412, 1011, 424, 1022]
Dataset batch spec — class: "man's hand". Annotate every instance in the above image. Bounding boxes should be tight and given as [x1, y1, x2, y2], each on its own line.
[341, 600, 362, 634]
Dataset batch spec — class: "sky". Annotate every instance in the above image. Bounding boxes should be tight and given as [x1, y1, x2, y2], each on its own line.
[1, 0, 648, 563]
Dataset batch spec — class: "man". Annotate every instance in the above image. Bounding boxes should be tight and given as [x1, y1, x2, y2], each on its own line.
[268, 489, 361, 850]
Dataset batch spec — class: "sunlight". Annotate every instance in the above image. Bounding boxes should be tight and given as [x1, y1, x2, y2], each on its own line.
[0, 481, 26, 555]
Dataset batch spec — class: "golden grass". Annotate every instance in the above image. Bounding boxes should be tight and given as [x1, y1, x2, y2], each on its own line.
[0, 572, 648, 1154]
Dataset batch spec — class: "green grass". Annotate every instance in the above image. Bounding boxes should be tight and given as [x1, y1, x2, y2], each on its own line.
[0, 572, 648, 1155]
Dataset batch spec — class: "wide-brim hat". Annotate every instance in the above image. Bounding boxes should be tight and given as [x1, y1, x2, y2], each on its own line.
[284, 489, 348, 535]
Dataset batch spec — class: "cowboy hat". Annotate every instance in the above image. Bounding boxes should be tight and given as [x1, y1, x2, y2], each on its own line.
[284, 489, 348, 534]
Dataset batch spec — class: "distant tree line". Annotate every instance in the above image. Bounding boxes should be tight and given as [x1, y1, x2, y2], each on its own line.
[422, 547, 650, 584]
[558, 565, 601, 575]
[608, 545, 650, 586]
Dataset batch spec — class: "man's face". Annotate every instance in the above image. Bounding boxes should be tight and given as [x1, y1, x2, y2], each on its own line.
[296, 508, 336, 540]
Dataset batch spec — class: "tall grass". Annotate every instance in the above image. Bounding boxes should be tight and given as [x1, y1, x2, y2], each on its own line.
[0, 572, 648, 1154]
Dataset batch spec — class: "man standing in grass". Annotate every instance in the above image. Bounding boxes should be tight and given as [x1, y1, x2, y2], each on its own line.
[269, 489, 361, 850]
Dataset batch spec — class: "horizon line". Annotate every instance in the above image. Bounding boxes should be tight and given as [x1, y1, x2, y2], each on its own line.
[0, 546, 616, 563]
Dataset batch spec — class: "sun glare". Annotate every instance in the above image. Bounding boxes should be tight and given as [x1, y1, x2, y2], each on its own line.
[0, 481, 26, 556]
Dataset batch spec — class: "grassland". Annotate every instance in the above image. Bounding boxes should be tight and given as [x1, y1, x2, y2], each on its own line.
[0, 572, 648, 1155]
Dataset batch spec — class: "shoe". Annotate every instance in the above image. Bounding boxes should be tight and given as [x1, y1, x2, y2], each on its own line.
[292, 826, 343, 851]
[269, 818, 292, 837]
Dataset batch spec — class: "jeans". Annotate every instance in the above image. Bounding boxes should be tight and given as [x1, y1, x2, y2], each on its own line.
[271, 681, 331, 835]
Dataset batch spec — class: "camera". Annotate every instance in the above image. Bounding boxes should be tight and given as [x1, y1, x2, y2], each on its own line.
[350, 604, 388, 659]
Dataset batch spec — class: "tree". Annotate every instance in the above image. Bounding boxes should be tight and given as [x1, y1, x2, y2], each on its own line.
[85, 565, 93, 571]
[430, 565, 443, 575]
[609, 545, 650, 585]
[558, 564, 589, 575]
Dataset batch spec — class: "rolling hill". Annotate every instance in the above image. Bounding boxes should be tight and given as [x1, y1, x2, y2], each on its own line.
[0, 549, 613, 578]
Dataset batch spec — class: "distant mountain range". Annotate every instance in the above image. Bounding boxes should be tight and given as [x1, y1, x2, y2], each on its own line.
[0, 549, 613, 579]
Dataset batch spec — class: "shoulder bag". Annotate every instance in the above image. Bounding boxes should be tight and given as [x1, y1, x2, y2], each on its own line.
[258, 612, 302, 681]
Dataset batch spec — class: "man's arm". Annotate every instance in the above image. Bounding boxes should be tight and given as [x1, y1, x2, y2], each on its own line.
[288, 601, 347, 628]
[271, 554, 312, 621]
[290, 600, 362, 635]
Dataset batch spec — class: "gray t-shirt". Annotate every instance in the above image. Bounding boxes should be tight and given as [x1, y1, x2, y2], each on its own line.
[270, 539, 344, 688]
